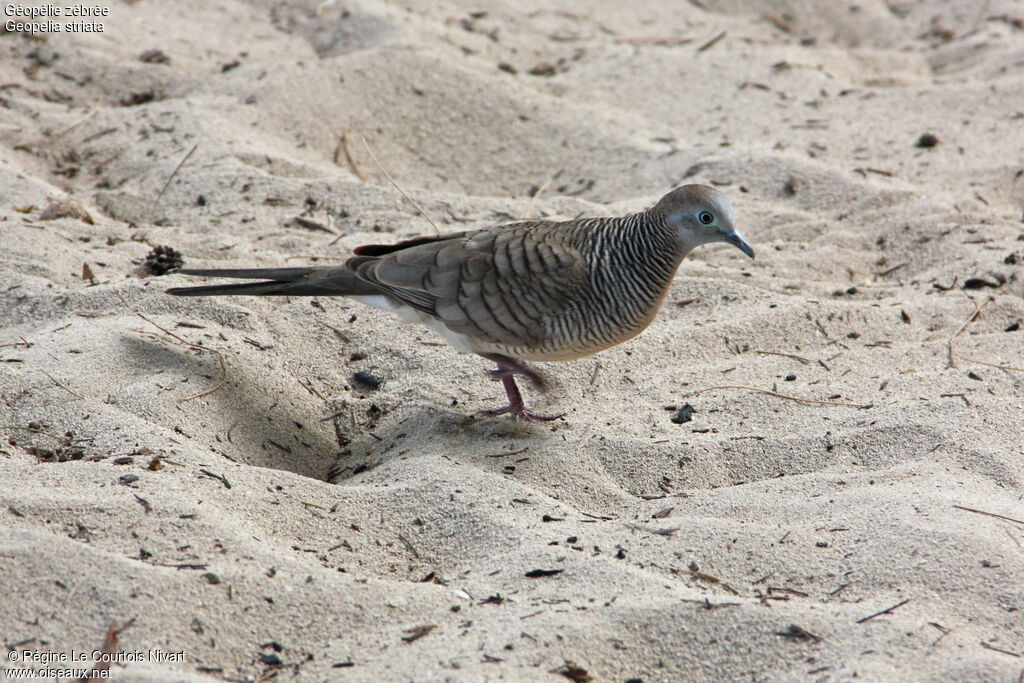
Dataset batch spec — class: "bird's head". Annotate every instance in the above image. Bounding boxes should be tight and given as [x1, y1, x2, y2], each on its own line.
[651, 184, 754, 260]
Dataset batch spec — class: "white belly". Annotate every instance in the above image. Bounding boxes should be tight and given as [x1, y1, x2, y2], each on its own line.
[349, 295, 476, 354]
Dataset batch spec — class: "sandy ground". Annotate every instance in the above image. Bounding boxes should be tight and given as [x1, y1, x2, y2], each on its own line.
[2, 0, 1023, 681]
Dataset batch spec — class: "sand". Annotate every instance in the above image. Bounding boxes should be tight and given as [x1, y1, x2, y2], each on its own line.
[1, 0, 1023, 680]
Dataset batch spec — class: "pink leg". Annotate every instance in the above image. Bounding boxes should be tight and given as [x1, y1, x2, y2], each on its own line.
[478, 354, 562, 422]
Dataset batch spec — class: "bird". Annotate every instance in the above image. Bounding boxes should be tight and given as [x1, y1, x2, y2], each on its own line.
[167, 184, 753, 420]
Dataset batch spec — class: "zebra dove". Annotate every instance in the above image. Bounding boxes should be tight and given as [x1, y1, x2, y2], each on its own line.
[167, 184, 753, 420]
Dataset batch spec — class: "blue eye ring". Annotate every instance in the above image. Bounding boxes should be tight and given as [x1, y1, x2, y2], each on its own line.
[697, 210, 714, 225]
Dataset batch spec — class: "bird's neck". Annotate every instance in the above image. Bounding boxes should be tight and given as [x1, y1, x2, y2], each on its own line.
[617, 211, 687, 266]
[565, 212, 684, 345]
[587, 212, 684, 289]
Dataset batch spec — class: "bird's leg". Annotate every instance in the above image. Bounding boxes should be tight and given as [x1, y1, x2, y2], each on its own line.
[478, 353, 562, 421]
[482, 354, 547, 391]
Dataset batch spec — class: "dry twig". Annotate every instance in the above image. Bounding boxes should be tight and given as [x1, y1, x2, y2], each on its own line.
[754, 350, 811, 364]
[856, 598, 910, 624]
[51, 109, 97, 140]
[947, 295, 1023, 372]
[953, 504, 1024, 528]
[337, 128, 368, 181]
[948, 295, 992, 368]
[360, 135, 441, 235]
[40, 369, 83, 399]
[74, 618, 133, 683]
[0, 424, 67, 442]
[697, 30, 726, 52]
[151, 144, 198, 223]
[523, 178, 552, 219]
[681, 385, 868, 408]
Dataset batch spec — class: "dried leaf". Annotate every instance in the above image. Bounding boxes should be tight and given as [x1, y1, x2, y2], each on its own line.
[402, 624, 436, 643]
[555, 661, 593, 683]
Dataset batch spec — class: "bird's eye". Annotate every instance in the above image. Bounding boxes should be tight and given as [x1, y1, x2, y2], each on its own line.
[698, 211, 714, 225]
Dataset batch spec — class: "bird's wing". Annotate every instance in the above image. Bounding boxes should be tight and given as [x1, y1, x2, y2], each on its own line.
[350, 222, 588, 347]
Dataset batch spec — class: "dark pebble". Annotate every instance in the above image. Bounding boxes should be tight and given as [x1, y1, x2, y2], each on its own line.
[353, 371, 383, 390]
[139, 49, 170, 64]
[670, 403, 694, 424]
[785, 374, 797, 381]
[963, 273, 1007, 289]
[58, 447, 85, 462]
[915, 132, 939, 148]
[119, 474, 139, 485]
[258, 653, 282, 666]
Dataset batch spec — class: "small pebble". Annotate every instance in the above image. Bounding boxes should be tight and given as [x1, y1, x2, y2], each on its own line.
[139, 49, 170, 64]
[963, 273, 1006, 289]
[670, 403, 695, 424]
[353, 371, 383, 390]
[915, 132, 939, 148]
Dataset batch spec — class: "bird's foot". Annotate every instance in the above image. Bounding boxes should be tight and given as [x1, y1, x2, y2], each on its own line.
[477, 354, 562, 421]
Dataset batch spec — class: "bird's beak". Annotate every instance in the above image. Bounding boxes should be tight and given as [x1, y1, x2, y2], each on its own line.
[723, 230, 755, 260]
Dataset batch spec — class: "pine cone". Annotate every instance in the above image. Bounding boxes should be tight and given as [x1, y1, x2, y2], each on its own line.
[142, 245, 184, 276]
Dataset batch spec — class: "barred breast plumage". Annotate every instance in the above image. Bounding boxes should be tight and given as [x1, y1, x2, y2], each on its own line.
[167, 184, 754, 420]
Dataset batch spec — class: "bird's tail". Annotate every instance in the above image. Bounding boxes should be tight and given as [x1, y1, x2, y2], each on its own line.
[166, 266, 378, 297]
